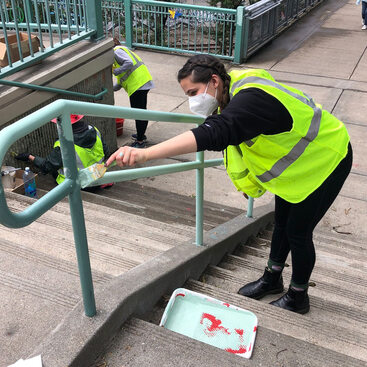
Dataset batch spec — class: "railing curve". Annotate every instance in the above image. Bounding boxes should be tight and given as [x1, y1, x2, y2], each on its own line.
[0, 98, 231, 316]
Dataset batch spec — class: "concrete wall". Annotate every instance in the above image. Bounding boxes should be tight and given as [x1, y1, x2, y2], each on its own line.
[0, 38, 117, 170]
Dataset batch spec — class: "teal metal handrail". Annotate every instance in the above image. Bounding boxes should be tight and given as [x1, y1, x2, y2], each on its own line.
[0, 99, 254, 317]
[0, 0, 103, 78]
[0, 79, 108, 100]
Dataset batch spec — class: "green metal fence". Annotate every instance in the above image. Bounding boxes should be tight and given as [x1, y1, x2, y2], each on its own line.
[105, 0, 326, 62]
[0, 0, 102, 78]
[0, 0, 326, 78]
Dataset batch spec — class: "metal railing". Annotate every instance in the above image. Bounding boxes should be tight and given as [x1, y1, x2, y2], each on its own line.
[0, 99, 257, 316]
[104, 0, 326, 62]
[0, 0, 326, 77]
[109, 0, 237, 59]
[0, 0, 103, 78]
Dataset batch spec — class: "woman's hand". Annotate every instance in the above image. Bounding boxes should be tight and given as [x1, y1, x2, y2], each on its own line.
[106, 146, 148, 168]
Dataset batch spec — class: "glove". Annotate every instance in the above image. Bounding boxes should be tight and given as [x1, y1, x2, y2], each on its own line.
[15, 152, 30, 162]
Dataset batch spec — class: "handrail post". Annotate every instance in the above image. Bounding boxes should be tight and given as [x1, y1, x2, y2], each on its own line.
[69, 188, 96, 316]
[86, 0, 104, 40]
[124, 0, 133, 48]
[234, 6, 245, 64]
[246, 196, 254, 218]
[195, 151, 204, 246]
[57, 113, 96, 316]
[242, 8, 250, 63]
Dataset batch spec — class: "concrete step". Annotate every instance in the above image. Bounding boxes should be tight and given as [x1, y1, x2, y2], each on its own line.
[95, 223, 367, 367]
[0, 237, 79, 364]
[95, 316, 366, 367]
[254, 234, 367, 265]
[186, 279, 367, 363]
[204, 264, 367, 336]
[216, 255, 367, 308]
[36, 178, 244, 231]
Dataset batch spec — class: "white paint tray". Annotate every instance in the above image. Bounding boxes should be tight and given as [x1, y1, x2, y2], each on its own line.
[159, 288, 257, 358]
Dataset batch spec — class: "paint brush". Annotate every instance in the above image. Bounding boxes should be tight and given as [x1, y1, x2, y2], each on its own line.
[79, 160, 117, 189]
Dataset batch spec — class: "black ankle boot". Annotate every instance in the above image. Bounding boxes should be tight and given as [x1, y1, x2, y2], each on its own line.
[270, 287, 310, 314]
[238, 267, 284, 300]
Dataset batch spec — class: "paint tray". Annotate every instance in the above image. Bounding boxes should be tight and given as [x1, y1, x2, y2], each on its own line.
[159, 288, 257, 358]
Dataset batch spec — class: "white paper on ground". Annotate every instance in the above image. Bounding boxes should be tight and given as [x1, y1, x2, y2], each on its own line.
[7, 355, 42, 367]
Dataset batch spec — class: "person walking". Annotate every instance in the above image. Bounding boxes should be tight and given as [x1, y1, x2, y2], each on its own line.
[356, 0, 367, 29]
[113, 38, 154, 148]
[15, 114, 112, 189]
[106, 54, 352, 314]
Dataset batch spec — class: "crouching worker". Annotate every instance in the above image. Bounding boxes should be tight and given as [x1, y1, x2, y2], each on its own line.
[15, 114, 113, 190]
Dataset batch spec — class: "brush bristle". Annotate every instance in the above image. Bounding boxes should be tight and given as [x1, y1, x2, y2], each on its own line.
[87, 163, 107, 180]
[79, 163, 107, 188]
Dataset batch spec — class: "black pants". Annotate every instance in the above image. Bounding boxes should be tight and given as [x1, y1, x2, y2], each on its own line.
[129, 89, 149, 141]
[269, 143, 353, 286]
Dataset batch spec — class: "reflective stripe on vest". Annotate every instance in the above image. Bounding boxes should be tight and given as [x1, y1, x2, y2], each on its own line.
[225, 69, 349, 203]
[230, 76, 322, 184]
[116, 47, 144, 82]
[54, 126, 104, 184]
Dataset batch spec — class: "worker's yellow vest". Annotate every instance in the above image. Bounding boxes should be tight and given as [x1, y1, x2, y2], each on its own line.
[113, 46, 152, 97]
[224, 69, 350, 203]
[54, 126, 104, 185]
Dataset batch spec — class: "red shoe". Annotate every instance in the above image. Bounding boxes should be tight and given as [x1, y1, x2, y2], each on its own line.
[100, 183, 114, 189]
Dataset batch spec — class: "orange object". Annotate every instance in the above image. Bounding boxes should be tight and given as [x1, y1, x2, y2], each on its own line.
[51, 114, 84, 124]
[116, 118, 124, 136]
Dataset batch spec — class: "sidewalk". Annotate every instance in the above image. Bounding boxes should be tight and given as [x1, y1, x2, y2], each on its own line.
[114, 0, 367, 238]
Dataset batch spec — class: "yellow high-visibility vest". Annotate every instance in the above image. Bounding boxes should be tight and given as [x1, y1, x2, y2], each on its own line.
[54, 126, 104, 185]
[224, 69, 350, 203]
[113, 46, 152, 96]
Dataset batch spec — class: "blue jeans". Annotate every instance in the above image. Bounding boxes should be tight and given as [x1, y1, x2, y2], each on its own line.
[362, 2, 367, 25]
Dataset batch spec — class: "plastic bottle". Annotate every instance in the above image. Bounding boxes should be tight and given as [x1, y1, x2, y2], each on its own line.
[23, 167, 37, 198]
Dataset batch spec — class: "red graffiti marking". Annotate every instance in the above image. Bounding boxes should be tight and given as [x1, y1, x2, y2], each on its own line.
[223, 303, 230, 307]
[253, 326, 257, 332]
[225, 346, 247, 354]
[235, 328, 244, 343]
[249, 343, 252, 352]
[176, 293, 185, 298]
[200, 313, 230, 336]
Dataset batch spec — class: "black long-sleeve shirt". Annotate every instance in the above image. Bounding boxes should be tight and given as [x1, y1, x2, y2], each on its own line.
[191, 88, 293, 152]
[33, 125, 109, 177]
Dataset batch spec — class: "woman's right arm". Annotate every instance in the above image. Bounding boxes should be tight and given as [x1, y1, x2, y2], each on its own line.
[106, 131, 197, 167]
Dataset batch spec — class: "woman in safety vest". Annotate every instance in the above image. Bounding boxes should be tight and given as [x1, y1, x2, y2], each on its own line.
[106, 54, 352, 314]
[113, 38, 154, 148]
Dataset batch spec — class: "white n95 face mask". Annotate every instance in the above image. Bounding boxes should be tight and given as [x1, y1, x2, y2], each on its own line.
[189, 82, 219, 117]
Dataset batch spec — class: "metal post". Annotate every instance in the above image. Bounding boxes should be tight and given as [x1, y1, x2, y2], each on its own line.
[24, 0, 34, 24]
[86, 0, 104, 41]
[246, 196, 254, 218]
[233, 6, 245, 64]
[195, 151, 204, 246]
[57, 113, 96, 317]
[241, 9, 250, 63]
[124, 0, 133, 48]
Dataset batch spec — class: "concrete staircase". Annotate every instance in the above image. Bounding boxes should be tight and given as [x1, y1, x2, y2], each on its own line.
[96, 227, 367, 366]
[0, 183, 243, 367]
